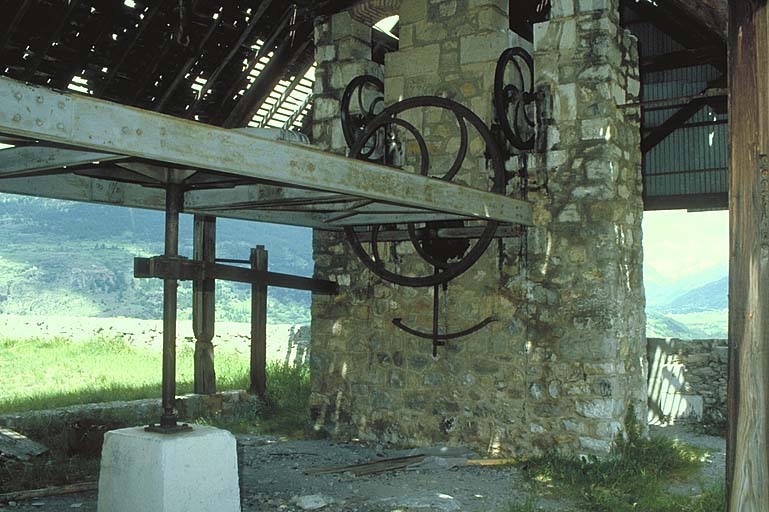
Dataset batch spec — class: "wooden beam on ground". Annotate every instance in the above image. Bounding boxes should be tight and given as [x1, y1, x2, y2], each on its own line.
[727, 1, 769, 510]
[249, 246, 268, 397]
[0, 76, 532, 226]
[0, 482, 97, 502]
[193, 215, 217, 395]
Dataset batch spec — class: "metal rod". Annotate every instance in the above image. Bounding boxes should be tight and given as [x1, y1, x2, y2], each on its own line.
[250, 246, 268, 397]
[432, 283, 440, 358]
[160, 182, 183, 428]
[215, 258, 250, 264]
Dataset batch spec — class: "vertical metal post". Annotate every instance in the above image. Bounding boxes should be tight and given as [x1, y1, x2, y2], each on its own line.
[148, 182, 190, 432]
[250, 245, 268, 397]
[193, 215, 217, 394]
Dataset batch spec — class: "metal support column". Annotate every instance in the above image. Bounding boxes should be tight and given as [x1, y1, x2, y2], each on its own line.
[147, 182, 191, 432]
[193, 215, 217, 395]
[249, 246, 268, 397]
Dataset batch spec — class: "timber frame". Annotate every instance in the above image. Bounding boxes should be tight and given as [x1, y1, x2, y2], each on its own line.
[0, 76, 532, 228]
[0, 72, 532, 430]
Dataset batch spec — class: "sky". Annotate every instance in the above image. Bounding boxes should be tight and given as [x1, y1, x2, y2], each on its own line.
[642, 209, 729, 281]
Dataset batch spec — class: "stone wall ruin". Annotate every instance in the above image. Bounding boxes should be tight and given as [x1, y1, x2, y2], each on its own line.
[309, 0, 646, 457]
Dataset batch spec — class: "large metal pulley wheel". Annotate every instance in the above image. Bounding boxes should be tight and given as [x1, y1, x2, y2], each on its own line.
[341, 91, 506, 288]
[494, 47, 536, 151]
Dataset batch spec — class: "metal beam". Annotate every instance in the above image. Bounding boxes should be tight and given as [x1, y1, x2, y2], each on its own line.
[0, 77, 532, 226]
[0, 173, 332, 228]
[0, 146, 127, 179]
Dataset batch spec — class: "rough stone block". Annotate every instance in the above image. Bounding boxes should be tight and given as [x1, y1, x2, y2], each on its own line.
[385, 45, 441, 77]
[469, 0, 508, 10]
[559, 19, 577, 49]
[476, 5, 512, 31]
[312, 97, 340, 122]
[413, 20, 449, 45]
[579, 436, 612, 454]
[460, 31, 510, 65]
[533, 21, 554, 52]
[400, 0, 428, 24]
[97, 426, 240, 512]
[385, 76, 405, 104]
[551, 0, 575, 17]
[332, 11, 371, 43]
[580, 118, 613, 141]
[578, 0, 611, 13]
[337, 37, 372, 61]
[315, 44, 336, 64]
[428, 0, 458, 18]
[576, 398, 617, 419]
[399, 25, 414, 48]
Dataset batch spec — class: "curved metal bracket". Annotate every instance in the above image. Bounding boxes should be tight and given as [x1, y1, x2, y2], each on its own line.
[392, 280, 497, 357]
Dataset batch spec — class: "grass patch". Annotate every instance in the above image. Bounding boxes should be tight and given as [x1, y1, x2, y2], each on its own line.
[0, 336, 315, 493]
[258, 361, 312, 436]
[195, 362, 311, 436]
[517, 411, 725, 512]
[0, 335, 250, 414]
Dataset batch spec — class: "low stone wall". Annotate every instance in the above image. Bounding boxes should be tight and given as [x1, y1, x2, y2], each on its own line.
[646, 338, 728, 424]
[0, 390, 261, 435]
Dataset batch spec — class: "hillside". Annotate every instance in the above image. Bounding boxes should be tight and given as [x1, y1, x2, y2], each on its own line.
[646, 276, 728, 339]
[0, 194, 314, 323]
[664, 276, 727, 314]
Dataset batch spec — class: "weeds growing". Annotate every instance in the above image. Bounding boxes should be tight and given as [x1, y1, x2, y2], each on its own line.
[516, 409, 726, 512]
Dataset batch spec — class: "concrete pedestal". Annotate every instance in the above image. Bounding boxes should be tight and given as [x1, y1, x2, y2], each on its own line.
[97, 426, 240, 512]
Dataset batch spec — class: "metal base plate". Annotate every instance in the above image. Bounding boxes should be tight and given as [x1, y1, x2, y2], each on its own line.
[144, 423, 193, 434]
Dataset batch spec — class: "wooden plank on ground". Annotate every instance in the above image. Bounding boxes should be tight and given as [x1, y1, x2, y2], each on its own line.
[0, 482, 97, 502]
[0, 427, 48, 461]
[304, 454, 426, 476]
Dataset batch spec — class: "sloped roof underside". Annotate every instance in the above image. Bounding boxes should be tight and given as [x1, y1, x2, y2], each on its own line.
[0, 0, 361, 130]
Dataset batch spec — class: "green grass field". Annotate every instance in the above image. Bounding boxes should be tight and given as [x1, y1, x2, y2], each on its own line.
[0, 335, 252, 414]
[0, 334, 311, 493]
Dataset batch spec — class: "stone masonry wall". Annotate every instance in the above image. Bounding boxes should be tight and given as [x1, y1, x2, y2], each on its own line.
[310, 0, 646, 457]
[647, 338, 728, 424]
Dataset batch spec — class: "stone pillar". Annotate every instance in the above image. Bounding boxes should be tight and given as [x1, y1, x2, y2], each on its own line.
[528, 0, 646, 451]
[309, 0, 646, 456]
[310, 12, 384, 437]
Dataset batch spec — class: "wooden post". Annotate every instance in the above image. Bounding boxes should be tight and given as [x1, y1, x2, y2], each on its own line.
[728, 1, 769, 509]
[249, 245, 268, 397]
[192, 215, 217, 394]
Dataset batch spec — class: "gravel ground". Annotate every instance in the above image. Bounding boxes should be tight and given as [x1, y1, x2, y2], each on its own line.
[0, 425, 725, 512]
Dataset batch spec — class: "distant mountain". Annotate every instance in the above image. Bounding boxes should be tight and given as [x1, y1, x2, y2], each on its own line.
[644, 263, 728, 309]
[0, 194, 313, 323]
[645, 274, 728, 339]
[663, 276, 728, 314]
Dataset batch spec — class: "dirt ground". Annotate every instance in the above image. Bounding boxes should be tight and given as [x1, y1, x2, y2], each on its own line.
[0, 424, 725, 512]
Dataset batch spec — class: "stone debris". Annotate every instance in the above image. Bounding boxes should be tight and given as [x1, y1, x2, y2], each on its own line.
[381, 493, 462, 511]
[0, 428, 48, 461]
[292, 494, 333, 510]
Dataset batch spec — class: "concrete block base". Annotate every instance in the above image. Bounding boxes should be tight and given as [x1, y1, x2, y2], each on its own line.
[97, 425, 240, 512]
